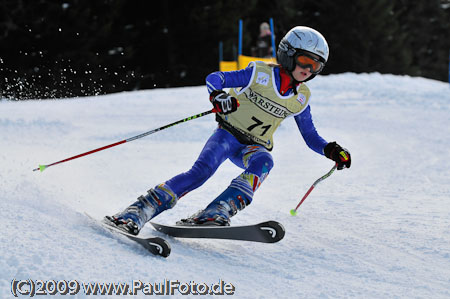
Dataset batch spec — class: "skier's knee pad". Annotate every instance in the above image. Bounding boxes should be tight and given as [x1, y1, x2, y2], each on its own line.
[242, 147, 274, 177]
[248, 151, 274, 175]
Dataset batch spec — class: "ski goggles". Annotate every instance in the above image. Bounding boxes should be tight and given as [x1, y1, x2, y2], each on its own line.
[294, 52, 325, 74]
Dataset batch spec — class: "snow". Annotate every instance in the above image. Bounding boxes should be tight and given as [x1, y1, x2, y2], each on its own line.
[1, 73, 449, 298]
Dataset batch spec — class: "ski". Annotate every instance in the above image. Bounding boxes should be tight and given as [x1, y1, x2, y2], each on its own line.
[85, 213, 171, 258]
[150, 221, 285, 243]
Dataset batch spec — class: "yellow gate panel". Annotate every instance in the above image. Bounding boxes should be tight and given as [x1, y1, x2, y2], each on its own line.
[219, 61, 238, 72]
[238, 55, 277, 69]
[220, 56, 277, 72]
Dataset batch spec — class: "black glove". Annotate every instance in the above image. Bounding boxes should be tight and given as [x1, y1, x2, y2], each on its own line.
[324, 142, 351, 170]
[210, 90, 239, 115]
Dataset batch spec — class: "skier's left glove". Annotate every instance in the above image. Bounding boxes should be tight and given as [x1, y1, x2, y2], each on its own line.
[324, 142, 351, 170]
[210, 90, 240, 115]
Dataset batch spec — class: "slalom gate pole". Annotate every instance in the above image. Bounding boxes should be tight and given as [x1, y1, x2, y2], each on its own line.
[33, 109, 216, 172]
[290, 164, 337, 216]
[269, 18, 276, 58]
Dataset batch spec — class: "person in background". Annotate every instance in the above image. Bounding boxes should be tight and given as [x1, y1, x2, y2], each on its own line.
[256, 22, 273, 58]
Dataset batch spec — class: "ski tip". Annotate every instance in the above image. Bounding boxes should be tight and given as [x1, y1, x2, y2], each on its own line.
[152, 237, 171, 258]
[257, 221, 286, 243]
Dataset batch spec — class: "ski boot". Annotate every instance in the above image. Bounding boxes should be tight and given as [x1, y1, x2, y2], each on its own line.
[177, 187, 251, 226]
[105, 184, 177, 235]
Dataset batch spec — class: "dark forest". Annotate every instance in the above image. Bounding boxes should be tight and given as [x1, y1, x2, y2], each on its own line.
[1, 0, 449, 99]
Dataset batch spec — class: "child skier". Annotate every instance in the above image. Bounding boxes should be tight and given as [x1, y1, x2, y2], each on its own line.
[106, 26, 351, 235]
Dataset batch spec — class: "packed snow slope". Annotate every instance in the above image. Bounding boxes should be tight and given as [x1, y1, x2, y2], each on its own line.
[1, 73, 449, 298]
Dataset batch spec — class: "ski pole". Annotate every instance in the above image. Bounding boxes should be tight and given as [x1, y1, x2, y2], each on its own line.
[33, 109, 216, 172]
[290, 164, 337, 216]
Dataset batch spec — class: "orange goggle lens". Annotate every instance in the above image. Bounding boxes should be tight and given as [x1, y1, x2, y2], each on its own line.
[295, 54, 324, 74]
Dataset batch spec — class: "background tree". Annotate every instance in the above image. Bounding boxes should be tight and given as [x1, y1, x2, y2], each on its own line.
[395, 0, 450, 80]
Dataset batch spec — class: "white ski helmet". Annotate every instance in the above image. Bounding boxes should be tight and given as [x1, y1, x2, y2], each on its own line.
[277, 26, 329, 74]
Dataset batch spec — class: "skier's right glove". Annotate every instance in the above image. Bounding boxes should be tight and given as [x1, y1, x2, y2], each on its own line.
[210, 90, 240, 115]
[324, 142, 351, 170]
